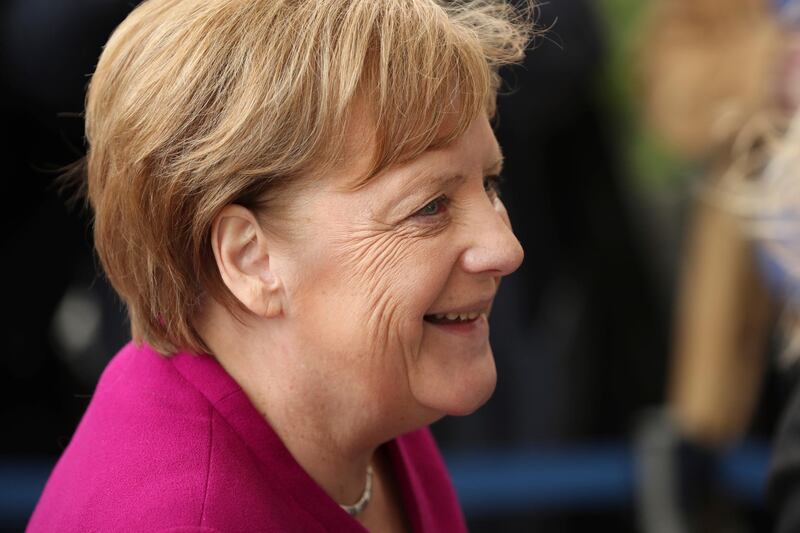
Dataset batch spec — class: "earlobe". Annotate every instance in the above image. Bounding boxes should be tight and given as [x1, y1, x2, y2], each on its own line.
[211, 205, 284, 318]
[263, 296, 282, 319]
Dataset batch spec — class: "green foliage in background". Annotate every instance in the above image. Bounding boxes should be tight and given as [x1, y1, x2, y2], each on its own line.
[596, 0, 693, 191]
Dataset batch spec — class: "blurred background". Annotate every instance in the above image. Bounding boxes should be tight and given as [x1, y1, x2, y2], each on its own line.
[2, 0, 799, 531]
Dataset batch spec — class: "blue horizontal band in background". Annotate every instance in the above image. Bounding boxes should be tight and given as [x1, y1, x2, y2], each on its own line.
[444, 444, 636, 516]
[717, 441, 771, 503]
[0, 457, 54, 526]
[0, 441, 771, 525]
[443, 441, 771, 517]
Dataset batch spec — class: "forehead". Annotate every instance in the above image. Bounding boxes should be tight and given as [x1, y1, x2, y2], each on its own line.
[332, 113, 502, 193]
[405, 118, 503, 177]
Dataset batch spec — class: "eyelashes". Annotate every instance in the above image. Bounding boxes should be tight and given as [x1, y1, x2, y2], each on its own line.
[411, 174, 503, 220]
[414, 195, 450, 217]
[483, 174, 503, 199]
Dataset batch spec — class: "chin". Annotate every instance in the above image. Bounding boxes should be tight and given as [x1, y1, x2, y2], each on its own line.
[444, 368, 497, 417]
[411, 349, 498, 417]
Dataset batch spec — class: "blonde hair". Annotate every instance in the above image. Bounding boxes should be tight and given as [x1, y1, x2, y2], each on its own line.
[85, 0, 532, 355]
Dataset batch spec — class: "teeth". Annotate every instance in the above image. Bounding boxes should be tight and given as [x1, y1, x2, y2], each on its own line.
[431, 312, 482, 321]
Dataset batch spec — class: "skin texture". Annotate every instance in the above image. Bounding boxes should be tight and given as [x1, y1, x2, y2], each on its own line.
[198, 115, 523, 529]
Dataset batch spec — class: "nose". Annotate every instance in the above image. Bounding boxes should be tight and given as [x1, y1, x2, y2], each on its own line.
[461, 199, 524, 277]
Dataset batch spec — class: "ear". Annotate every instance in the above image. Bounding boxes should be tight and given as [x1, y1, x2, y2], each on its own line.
[211, 205, 283, 318]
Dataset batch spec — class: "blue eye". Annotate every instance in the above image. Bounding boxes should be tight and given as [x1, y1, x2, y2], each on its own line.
[415, 195, 448, 217]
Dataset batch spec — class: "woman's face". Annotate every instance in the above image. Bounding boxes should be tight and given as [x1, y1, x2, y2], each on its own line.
[274, 116, 523, 427]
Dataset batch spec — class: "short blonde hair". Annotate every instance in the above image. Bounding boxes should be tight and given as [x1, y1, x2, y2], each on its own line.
[85, 0, 531, 355]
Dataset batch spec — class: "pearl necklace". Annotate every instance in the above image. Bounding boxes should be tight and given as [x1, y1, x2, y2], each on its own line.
[340, 465, 374, 516]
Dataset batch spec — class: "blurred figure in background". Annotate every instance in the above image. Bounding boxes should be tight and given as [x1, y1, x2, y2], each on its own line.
[761, 111, 800, 533]
[638, 0, 799, 530]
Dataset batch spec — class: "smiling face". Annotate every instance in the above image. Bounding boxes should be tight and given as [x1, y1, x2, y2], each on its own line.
[270, 116, 523, 430]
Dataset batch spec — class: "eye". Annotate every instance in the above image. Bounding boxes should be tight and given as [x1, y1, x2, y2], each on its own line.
[484, 174, 503, 199]
[414, 195, 449, 217]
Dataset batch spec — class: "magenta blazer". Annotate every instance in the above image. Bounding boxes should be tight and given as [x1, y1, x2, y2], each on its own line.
[27, 342, 467, 532]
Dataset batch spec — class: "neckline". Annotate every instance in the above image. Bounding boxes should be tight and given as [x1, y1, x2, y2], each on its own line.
[385, 436, 424, 533]
[166, 348, 399, 531]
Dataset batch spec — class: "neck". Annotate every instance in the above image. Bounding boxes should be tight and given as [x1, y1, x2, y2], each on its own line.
[196, 303, 442, 507]
[266, 399, 378, 506]
[198, 309, 385, 505]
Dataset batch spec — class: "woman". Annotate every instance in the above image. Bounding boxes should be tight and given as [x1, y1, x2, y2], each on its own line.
[27, 0, 529, 531]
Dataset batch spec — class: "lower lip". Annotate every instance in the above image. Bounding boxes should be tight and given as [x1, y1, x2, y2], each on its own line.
[424, 315, 488, 336]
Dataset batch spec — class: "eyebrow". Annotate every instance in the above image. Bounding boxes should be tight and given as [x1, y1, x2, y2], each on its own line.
[414, 156, 505, 189]
[401, 155, 506, 197]
[426, 172, 466, 190]
[385, 155, 503, 214]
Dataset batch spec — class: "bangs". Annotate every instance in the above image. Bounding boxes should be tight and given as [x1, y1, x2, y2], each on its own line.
[338, 0, 531, 185]
[260, 0, 534, 187]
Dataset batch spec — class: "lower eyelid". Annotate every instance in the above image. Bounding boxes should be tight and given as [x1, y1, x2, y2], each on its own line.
[408, 209, 451, 231]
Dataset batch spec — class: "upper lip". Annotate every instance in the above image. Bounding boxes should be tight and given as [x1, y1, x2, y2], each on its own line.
[424, 296, 495, 317]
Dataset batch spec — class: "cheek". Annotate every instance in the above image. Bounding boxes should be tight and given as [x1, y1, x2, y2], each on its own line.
[337, 231, 448, 354]
[287, 221, 466, 426]
[294, 228, 453, 367]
